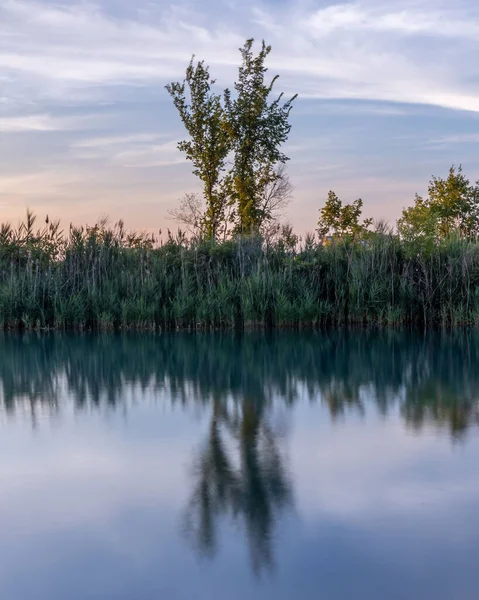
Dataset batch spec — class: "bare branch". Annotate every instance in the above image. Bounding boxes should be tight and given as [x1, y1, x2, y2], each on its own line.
[168, 193, 207, 238]
[260, 164, 293, 221]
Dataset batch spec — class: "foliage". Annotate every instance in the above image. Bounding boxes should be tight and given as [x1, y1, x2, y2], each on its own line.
[166, 59, 231, 240]
[223, 39, 297, 233]
[317, 191, 373, 240]
[2, 208, 479, 331]
[167, 39, 297, 237]
[397, 165, 479, 251]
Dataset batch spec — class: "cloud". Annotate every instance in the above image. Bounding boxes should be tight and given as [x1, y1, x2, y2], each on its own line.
[1, 0, 479, 231]
[294, 102, 411, 117]
[71, 133, 165, 148]
[71, 136, 182, 168]
[0, 113, 105, 132]
[0, 0, 241, 90]
[426, 133, 479, 146]
[305, 2, 479, 39]
[1, 114, 63, 132]
[1, 0, 479, 111]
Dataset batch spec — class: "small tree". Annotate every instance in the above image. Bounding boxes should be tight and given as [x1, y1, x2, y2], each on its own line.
[397, 165, 479, 247]
[166, 59, 231, 240]
[317, 191, 372, 241]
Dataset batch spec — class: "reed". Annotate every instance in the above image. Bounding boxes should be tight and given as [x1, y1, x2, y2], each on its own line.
[1, 213, 479, 330]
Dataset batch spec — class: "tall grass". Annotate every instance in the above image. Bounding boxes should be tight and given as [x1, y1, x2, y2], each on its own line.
[1, 212, 479, 330]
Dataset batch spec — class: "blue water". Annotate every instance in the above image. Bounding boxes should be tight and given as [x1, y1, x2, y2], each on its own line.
[0, 331, 478, 599]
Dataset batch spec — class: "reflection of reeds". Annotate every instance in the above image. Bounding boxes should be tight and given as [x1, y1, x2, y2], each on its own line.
[1, 213, 479, 329]
[1, 331, 479, 438]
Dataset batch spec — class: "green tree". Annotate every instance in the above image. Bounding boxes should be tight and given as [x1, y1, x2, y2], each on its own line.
[317, 191, 372, 240]
[166, 59, 231, 240]
[396, 193, 438, 252]
[224, 39, 297, 234]
[397, 165, 479, 248]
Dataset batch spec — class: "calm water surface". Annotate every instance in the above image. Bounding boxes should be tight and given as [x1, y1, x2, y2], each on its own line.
[1, 331, 478, 599]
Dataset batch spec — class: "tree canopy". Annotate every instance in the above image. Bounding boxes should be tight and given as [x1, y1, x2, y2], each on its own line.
[167, 39, 297, 240]
[166, 59, 230, 240]
[317, 191, 372, 240]
[397, 166, 479, 250]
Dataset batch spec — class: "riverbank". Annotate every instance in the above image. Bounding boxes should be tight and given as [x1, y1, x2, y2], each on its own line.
[1, 215, 479, 330]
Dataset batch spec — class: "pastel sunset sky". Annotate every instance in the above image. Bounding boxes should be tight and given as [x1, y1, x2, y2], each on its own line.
[1, 0, 479, 233]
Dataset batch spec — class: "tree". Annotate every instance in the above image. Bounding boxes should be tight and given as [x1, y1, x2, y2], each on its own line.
[166, 59, 231, 240]
[223, 39, 297, 234]
[167, 40, 297, 238]
[396, 193, 438, 252]
[397, 165, 479, 247]
[317, 191, 372, 240]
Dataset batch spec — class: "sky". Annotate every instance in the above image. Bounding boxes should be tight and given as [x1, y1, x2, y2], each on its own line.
[1, 0, 479, 234]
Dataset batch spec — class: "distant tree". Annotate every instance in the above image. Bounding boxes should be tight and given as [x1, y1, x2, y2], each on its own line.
[223, 39, 297, 234]
[166, 59, 231, 240]
[397, 165, 479, 248]
[317, 191, 372, 240]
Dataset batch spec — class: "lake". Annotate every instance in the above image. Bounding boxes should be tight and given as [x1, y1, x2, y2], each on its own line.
[0, 331, 478, 599]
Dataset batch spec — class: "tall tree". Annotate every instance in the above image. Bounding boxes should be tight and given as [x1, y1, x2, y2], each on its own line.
[166, 59, 231, 240]
[224, 39, 297, 234]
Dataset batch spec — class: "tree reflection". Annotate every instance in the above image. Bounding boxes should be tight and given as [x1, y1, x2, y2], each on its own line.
[2, 330, 479, 570]
[184, 397, 292, 574]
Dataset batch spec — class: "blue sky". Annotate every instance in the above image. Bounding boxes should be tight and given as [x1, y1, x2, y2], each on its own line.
[1, 0, 479, 233]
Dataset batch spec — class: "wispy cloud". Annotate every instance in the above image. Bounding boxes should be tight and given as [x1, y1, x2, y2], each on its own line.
[2, 0, 479, 111]
[305, 2, 479, 39]
[70, 136, 182, 168]
[71, 133, 166, 149]
[427, 133, 479, 146]
[0, 112, 105, 132]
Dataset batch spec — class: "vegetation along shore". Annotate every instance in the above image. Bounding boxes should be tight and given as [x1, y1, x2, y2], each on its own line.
[3, 39, 479, 330]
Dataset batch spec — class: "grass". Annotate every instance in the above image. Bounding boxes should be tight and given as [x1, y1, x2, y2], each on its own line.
[1, 211, 479, 330]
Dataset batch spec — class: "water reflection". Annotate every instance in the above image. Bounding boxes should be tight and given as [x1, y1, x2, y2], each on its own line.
[1, 331, 479, 598]
[1, 331, 479, 438]
[184, 397, 292, 574]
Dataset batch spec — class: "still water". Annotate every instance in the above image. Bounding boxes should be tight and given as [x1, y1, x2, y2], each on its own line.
[0, 331, 478, 599]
